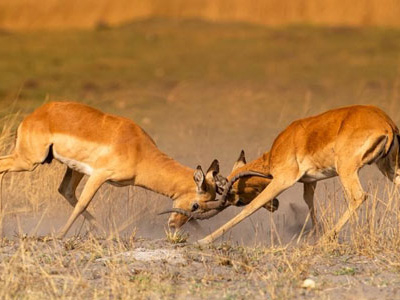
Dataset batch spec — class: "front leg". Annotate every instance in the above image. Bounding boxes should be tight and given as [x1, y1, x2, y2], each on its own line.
[58, 172, 109, 238]
[303, 182, 317, 229]
[322, 167, 366, 240]
[58, 167, 97, 225]
[198, 178, 295, 244]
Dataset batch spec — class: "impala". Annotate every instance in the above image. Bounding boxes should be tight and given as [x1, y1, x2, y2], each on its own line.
[0, 101, 224, 238]
[196, 105, 400, 244]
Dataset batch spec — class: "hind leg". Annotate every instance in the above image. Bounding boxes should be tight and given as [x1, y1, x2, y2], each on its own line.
[377, 159, 400, 186]
[0, 117, 56, 174]
[0, 153, 39, 174]
[324, 162, 366, 239]
[0, 125, 53, 174]
[0, 151, 48, 236]
[58, 167, 97, 225]
[376, 135, 400, 185]
[304, 182, 317, 229]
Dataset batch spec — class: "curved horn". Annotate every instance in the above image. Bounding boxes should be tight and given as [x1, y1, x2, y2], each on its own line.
[158, 170, 271, 219]
[202, 199, 226, 210]
[204, 170, 272, 210]
[158, 208, 192, 218]
[191, 205, 229, 220]
[158, 204, 229, 220]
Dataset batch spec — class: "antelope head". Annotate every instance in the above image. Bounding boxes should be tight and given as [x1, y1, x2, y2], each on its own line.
[160, 151, 278, 228]
[217, 150, 278, 212]
[160, 159, 230, 229]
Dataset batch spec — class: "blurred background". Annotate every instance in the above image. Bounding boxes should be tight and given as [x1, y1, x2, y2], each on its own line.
[0, 0, 399, 244]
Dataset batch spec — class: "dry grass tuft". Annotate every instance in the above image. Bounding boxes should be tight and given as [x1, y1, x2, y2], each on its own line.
[164, 227, 189, 244]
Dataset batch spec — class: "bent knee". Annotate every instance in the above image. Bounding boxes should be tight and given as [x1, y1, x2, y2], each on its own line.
[58, 186, 65, 196]
[351, 193, 367, 206]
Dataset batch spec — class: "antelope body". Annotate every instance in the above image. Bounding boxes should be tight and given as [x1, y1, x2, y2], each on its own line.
[0, 101, 221, 237]
[198, 105, 400, 244]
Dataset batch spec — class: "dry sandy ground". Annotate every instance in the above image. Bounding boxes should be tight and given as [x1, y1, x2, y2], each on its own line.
[1, 236, 399, 299]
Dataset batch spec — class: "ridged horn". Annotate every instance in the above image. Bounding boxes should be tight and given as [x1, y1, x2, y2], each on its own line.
[158, 208, 192, 218]
[209, 170, 272, 209]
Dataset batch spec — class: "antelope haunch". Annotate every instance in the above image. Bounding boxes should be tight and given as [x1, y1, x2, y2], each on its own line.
[0, 101, 223, 238]
[198, 105, 400, 244]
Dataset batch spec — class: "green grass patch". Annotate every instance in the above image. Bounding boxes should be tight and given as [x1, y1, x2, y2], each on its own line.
[1, 19, 400, 112]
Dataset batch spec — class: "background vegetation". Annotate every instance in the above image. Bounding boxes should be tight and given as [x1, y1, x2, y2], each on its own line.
[1, 0, 400, 31]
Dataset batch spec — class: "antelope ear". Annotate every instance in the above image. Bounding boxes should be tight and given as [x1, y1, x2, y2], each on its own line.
[193, 166, 206, 192]
[215, 174, 228, 195]
[232, 150, 246, 172]
[206, 159, 219, 180]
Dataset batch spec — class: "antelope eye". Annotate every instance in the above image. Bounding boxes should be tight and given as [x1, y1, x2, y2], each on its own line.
[191, 203, 200, 211]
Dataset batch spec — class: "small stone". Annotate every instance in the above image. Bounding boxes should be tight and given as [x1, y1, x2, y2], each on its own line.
[301, 278, 316, 289]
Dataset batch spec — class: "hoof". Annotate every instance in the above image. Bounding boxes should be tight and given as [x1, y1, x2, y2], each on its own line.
[197, 237, 212, 246]
[56, 232, 66, 240]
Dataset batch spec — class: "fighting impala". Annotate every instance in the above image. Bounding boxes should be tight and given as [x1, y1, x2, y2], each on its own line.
[195, 105, 400, 244]
[0, 101, 226, 238]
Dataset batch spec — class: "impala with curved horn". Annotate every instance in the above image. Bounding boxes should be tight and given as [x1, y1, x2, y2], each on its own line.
[0, 101, 223, 238]
[158, 169, 274, 220]
[198, 105, 400, 244]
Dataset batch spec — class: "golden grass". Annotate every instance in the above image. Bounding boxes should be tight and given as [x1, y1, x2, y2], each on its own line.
[1, 0, 400, 31]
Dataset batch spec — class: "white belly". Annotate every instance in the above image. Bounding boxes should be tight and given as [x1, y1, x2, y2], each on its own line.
[53, 149, 93, 175]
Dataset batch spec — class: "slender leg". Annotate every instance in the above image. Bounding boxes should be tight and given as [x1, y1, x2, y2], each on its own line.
[0, 154, 33, 224]
[324, 168, 366, 239]
[198, 178, 296, 244]
[303, 182, 317, 229]
[58, 167, 96, 224]
[57, 172, 108, 238]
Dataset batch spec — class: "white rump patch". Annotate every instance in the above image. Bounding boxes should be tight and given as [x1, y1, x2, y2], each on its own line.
[53, 149, 93, 175]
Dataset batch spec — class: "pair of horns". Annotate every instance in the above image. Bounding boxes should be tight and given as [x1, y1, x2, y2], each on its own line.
[158, 204, 229, 221]
[159, 170, 272, 220]
[208, 170, 273, 210]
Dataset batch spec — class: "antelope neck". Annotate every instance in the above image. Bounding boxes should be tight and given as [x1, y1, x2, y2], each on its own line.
[135, 150, 195, 200]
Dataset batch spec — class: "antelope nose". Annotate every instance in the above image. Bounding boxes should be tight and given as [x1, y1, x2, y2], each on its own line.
[168, 219, 176, 229]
